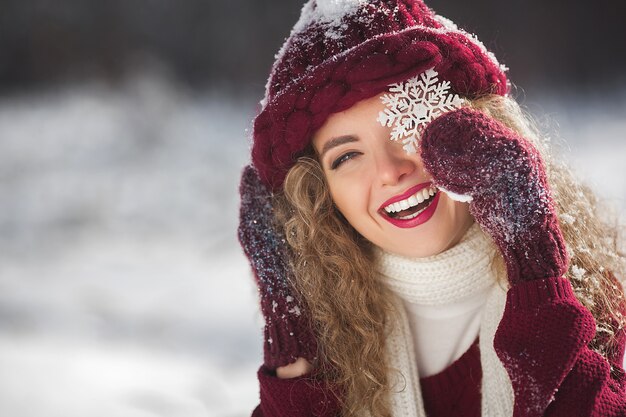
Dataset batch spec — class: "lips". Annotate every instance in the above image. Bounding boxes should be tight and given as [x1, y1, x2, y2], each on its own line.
[378, 182, 440, 229]
[378, 183, 433, 212]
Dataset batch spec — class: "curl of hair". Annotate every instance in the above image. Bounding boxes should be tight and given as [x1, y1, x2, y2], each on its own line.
[271, 94, 626, 416]
[273, 155, 396, 416]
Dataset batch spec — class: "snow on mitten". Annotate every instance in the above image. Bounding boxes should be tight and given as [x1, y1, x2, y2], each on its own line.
[420, 108, 569, 286]
[237, 165, 317, 370]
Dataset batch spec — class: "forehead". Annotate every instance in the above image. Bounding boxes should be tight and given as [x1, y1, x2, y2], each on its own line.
[312, 94, 386, 150]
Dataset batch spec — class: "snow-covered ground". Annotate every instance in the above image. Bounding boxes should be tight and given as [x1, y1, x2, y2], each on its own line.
[0, 71, 624, 417]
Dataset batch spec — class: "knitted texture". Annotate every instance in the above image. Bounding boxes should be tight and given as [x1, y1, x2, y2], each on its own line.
[252, 277, 626, 416]
[378, 244, 513, 416]
[375, 222, 497, 378]
[237, 165, 317, 369]
[493, 278, 600, 417]
[384, 293, 428, 415]
[419, 338, 482, 417]
[375, 222, 495, 306]
[420, 108, 569, 285]
[253, 366, 340, 417]
[252, 0, 509, 191]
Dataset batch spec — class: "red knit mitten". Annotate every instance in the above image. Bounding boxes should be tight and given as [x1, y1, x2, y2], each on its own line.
[238, 165, 317, 370]
[421, 108, 569, 285]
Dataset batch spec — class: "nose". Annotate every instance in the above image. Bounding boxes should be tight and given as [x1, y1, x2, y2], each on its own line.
[375, 141, 418, 187]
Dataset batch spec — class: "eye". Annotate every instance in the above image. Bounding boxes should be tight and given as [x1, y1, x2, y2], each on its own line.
[331, 151, 361, 170]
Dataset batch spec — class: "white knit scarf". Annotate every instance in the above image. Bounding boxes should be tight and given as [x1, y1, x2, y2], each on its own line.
[373, 223, 515, 416]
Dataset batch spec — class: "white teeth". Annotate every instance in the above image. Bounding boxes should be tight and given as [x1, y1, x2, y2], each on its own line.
[396, 204, 429, 220]
[383, 186, 437, 213]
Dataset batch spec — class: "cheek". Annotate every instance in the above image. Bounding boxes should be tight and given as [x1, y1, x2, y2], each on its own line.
[454, 200, 472, 220]
[429, 195, 469, 232]
[444, 199, 473, 233]
[444, 197, 468, 218]
[328, 179, 369, 227]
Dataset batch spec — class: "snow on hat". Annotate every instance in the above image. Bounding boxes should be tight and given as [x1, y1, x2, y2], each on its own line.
[252, 0, 509, 191]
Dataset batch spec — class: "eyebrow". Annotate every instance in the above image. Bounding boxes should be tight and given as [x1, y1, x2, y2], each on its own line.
[319, 135, 359, 161]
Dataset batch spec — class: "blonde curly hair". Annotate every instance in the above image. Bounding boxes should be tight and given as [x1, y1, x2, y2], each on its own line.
[271, 94, 626, 417]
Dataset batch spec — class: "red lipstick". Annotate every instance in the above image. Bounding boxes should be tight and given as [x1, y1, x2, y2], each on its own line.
[379, 183, 440, 229]
[378, 182, 432, 212]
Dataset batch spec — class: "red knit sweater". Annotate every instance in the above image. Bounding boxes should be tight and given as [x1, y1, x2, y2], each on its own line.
[252, 277, 626, 416]
[420, 337, 481, 417]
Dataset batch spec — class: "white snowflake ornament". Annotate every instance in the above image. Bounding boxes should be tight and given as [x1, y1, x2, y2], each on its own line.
[376, 67, 466, 154]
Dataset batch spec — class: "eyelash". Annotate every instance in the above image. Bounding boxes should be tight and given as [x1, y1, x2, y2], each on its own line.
[331, 151, 361, 170]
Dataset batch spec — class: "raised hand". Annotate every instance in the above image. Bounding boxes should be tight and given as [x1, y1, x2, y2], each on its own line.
[238, 165, 317, 369]
[420, 108, 569, 285]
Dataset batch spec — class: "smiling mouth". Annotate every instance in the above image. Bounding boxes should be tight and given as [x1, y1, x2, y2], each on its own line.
[384, 190, 438, 220]
[380, 184, 438, 219]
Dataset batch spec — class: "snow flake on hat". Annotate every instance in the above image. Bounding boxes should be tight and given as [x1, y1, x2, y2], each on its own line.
[377, 67, 466, 154]
[316, 0, 366, 23]
[292, 0, 365, 33]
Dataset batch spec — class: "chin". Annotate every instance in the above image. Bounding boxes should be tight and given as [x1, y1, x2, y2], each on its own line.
[386, 222, 473, 258]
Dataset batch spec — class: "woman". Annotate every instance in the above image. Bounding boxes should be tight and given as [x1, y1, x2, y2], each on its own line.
[238, 1, 626, 415]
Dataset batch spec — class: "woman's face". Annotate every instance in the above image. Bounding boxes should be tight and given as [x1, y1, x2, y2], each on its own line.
[312, 93, 474, 258]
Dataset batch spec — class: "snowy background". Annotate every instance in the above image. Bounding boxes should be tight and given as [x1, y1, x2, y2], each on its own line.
[1, 1, 626, 416]
[0, 69, 262, 416]
[1, 67, 625, 417]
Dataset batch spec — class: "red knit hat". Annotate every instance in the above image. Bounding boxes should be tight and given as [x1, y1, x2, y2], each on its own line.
[252, 0, 509, 191]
